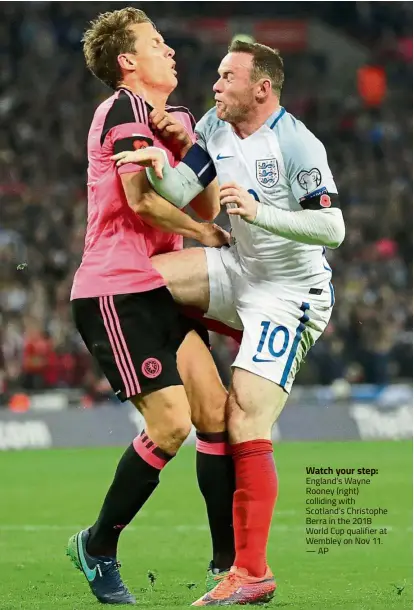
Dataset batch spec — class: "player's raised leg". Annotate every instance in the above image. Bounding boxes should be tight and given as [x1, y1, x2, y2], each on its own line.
[192, 369, 283, 606]
[151, 247, 210, 310]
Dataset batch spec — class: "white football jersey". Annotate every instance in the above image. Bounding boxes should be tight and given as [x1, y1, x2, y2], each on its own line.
[196, 107, 338, 301]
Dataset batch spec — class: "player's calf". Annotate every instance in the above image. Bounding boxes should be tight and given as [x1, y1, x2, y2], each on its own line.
[189, 364, 234, 573]
[86, 387, 193, 560]
[178, 329, 235, 574]
[225, 369, 285, 579]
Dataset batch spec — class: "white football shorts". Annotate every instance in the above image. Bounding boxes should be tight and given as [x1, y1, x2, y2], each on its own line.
[204, 245, 333, 393]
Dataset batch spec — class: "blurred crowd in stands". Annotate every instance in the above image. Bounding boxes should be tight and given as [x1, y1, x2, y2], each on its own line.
[0, 2, 412, 401]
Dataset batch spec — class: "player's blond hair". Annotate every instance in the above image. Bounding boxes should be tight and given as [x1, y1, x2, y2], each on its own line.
[82, 7, 153, 89]
[228, 40, 285, 96]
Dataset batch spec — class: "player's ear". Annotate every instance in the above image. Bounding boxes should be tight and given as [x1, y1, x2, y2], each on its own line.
[256, 78, 272, 101]
[118, 53, 136, 73]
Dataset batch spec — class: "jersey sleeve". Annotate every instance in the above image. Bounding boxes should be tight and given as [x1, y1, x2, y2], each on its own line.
[284, 129, 338, 208]
[177, 108, 218, 187]
[102, 92, 155, 175]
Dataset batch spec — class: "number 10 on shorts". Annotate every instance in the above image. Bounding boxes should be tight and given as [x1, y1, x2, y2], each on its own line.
[253, 321, 290, 362]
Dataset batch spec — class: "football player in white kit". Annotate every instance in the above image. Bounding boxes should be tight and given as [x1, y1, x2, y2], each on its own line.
[113, 40, 345, 606]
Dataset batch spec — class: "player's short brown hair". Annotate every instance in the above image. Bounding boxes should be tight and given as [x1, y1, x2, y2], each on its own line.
[228, 40, 284, 96]
[82, 7, 153, 89]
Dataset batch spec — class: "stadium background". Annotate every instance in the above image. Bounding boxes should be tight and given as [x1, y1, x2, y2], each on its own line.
[0, 3, 412, 609]
[0, 1, 412, 401]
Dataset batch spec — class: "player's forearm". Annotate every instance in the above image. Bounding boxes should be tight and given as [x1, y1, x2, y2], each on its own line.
[189, 180, 220, 221]
[252, 205, 345, 249]
[146, 150, 203, 209]
[137, 190, 206, 241]
[121, 169, 205, 241]
[146, 145, 216, 216]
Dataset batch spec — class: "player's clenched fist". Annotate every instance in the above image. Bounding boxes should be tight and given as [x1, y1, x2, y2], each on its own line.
[220, 182, 258, 223]
[150, 109, 193, 159]
[111, 147, 166, 179]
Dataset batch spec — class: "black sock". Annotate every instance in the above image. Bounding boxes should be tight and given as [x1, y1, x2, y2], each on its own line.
[87, 432, 173, 557]
[196, 432, 235, 571]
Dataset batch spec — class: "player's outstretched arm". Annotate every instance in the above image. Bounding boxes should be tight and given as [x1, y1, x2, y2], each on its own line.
[149, 108, 220, 220]
[113, 144, 219, 220]
[120, 169, 229, 247]
[252, 204, 345, 249]
[221, 182, 345, 249]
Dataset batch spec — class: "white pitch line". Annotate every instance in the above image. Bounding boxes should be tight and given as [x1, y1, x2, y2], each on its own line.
[0, 524, 410, 533]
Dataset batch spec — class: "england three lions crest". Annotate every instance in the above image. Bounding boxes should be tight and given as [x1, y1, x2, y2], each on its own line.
[256, 158, 279, 188]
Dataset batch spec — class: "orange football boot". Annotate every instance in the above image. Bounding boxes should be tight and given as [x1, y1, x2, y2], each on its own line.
[192, 565, 276, 606]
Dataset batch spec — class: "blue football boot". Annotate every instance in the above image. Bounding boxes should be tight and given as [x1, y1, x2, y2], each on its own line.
[67, 529, 136, 605]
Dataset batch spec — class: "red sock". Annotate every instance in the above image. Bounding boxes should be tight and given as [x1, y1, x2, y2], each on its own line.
[232, 439, 278, 578]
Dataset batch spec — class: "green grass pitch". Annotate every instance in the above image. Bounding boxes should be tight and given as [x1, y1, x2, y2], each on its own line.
[0, 440, 412, 609]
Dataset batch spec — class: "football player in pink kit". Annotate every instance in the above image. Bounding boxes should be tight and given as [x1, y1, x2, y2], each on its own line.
[66, 8, 235, 605]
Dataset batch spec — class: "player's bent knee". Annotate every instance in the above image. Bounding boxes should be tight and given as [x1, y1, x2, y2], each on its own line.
[131, 385, 192, 455]
[178, 328, 228, 433]
[227, 405, 272, 443]
[167, 420, 193, 449]
[191, 401, 226, 434]
[225, 374, 287, 444]
[147, 418, 192, 455]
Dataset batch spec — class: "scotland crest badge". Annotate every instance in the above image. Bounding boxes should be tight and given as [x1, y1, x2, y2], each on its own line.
[256, 158, 279, 188]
